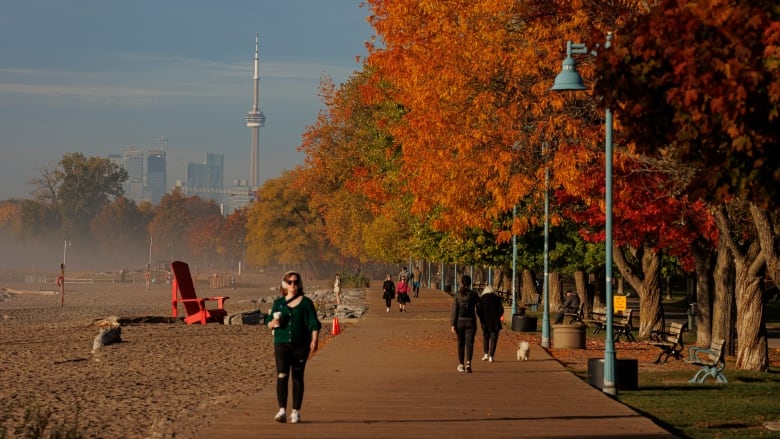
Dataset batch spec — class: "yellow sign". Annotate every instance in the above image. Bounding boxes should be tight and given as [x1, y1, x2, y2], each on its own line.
[614, 295, 627, 313]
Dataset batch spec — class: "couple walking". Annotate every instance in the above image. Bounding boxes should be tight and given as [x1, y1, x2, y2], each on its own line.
[382, 274, 411, 312]
[450, 275, 504, 373]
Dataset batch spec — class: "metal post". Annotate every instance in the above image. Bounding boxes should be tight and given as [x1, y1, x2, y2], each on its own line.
[542, 144, 551, 348]
[603, 107, 616, 395]
[511, 205, 517, 316]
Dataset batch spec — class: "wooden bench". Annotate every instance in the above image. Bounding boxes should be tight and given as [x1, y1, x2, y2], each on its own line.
[585, 309, 635, 342]
[686, 338, 727, 383]
[648, 322, 686, 364]
[612, 308, 635, 342]
[564, 303, 584, 324]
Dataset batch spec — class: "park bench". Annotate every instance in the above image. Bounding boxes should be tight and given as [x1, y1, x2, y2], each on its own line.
[585, 309, 635, 342]
[686, 338, 727, 383]
[648, 321, 687, 364]
[612, 308, 636, 342]
[564, 303, 584, 324]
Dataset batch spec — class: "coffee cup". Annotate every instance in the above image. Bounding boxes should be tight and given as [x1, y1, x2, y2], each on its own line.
[273, 311, 282, 320]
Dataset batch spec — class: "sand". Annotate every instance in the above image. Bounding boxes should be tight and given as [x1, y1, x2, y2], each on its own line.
[0, 272, 337, 439]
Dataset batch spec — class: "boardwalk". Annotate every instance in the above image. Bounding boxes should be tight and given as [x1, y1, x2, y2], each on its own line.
[196, 289, 674, 438]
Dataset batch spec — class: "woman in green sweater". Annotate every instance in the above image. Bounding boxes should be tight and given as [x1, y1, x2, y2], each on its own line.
[265, 271, 322, 424]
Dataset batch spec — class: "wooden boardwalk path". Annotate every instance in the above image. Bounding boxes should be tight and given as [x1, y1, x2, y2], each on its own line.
[196, 289, 674, 438]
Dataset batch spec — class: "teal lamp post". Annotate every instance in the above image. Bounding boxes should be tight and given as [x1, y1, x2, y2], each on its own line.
[550, 34, 617, 396]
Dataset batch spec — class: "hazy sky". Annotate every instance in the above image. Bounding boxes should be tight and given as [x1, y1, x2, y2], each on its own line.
[0, 1, 374, 201]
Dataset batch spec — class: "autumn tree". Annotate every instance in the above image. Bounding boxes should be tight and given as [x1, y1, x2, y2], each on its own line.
[245, 170, 335, 276]
[147, 190, 220, 263]
[218, 208, 248, 269]
[90, 197, 149, 267]
[598, 0, 780, 370]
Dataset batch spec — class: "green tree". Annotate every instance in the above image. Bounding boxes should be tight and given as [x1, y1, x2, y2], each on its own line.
[57, 153, 127, 240]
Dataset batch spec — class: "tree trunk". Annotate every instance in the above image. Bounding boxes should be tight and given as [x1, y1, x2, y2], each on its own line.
[714, 202, 769, 371]
[734, 256, 768, 371]
[692, 239, 715, 346]
[549, 272, 563, 312]
[521, 269, 537, 306]
[712, 233, 735, 355]
[613, 243, 664, 338]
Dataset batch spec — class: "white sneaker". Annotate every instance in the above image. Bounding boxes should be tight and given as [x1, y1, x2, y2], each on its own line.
[457, 364, 465, 372]
[465, 362, 472, 373]
[274, 408, 286, 423]
[481, 353, 489, 361]
[489, 356, 494, 363]
[386, 307, 390, 312]
[290, 410, 300, 424]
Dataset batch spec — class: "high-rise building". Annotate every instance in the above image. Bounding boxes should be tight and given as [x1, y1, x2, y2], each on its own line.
[122, 147, 144, 203]
[185, 153, 224, 204]
[246, 33, 266, 190]
[227, 179, 252, 215]
[146, 149, 167, 204]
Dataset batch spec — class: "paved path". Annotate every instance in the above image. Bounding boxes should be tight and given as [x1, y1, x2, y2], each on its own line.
[196, 289, 674, 438]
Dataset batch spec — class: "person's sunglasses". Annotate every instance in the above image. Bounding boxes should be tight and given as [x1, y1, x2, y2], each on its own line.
[286, 279, 298, 285]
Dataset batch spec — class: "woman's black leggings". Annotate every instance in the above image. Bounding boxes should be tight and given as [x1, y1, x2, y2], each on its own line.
[385, 297, 393, 308]
[455, 318, 476, 364]
[274, 342, 310, 410]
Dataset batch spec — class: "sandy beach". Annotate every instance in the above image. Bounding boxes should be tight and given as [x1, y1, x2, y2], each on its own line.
[0, 272, 339, 439]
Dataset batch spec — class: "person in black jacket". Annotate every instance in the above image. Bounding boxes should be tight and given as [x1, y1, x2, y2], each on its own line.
[381, 274, 395, 312]
[450, 275, 480, 373]
[478, 285, 504, 363]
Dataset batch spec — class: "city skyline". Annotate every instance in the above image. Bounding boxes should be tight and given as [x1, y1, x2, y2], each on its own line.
[0, 1, 373, 201]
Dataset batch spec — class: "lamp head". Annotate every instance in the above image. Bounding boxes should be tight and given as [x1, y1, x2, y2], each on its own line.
[550, 55, 587, 91]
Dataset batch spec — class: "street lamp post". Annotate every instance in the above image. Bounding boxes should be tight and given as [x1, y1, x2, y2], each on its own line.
[550, 33, 616, 396]
[511, 205, 517, 316]
[541, 143, 551, 348]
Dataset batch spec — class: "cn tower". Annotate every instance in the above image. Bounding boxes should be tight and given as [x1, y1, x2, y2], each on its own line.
[246, 33, 266, 189]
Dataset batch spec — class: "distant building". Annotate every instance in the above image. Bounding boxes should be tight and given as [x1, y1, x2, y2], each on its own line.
[146, 149, 167, 204]
[185, 153, 224, 205]
[122, 147, 144, 203]
[227, 179, 253, 214]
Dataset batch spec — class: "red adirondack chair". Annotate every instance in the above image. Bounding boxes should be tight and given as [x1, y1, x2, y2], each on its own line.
[170, 261, 229, 325]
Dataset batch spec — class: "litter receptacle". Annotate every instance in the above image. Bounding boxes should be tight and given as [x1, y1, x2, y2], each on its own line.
[587, 358, 638, 390]
[512, 314, 537, 332]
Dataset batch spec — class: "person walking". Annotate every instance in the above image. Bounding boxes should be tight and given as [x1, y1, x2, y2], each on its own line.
[412, 265, 422, 297]
[382, 274, 396, 312]
[396, 275, 411, 312]
[450, 275, 480, 373]
[265, 271, 322, 424]
[478, 285, 504, 363]
[333, 273, 342, 306]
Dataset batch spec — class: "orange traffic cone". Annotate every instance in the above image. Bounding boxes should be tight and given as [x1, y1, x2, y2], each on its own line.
[331, 316, 341, 335]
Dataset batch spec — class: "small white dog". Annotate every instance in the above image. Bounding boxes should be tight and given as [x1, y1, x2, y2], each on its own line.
[517, 341, 530, 361]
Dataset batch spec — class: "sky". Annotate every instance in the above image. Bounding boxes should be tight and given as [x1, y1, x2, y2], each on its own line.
[0, 0, 374, 201]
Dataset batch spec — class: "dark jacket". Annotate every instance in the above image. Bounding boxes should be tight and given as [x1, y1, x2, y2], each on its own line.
[478, 291, 504, 332]
[382, 280, 395, 299]
[450, 288, 480, 326]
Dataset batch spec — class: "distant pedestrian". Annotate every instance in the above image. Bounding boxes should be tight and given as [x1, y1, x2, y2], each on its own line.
[450, 275, 480, 373]
[412, 266, 422, 297]
[382, 274, 396, 312]
[265, 271, 322, 424]
[396, 276, 411, 312]
[398, 267, 409, 281]
[333, 273, 342, 306]
[478, 285, 504, 363]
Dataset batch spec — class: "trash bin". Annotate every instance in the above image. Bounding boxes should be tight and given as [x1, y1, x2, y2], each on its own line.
[444, 284, 452, 293]
[552, 323, 586, 349]
[512, 314, 537, 332]
[587, 358, 638, 390]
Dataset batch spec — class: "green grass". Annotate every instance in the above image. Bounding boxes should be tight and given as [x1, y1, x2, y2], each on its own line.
[616, 367, 780, 438]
